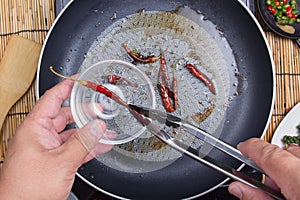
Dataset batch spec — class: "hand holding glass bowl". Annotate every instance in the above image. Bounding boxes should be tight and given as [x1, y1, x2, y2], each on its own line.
[70, 60, 156, 145]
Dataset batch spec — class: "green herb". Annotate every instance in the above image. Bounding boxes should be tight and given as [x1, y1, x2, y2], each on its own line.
[282, 135, 300, 146]
[282, 122, 300, 147]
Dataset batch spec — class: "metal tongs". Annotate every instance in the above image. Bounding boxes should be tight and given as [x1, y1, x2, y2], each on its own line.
[127, 104, 285, 200]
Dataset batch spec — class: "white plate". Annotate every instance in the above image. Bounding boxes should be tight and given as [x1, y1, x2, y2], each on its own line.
[271, 102, 300, 148]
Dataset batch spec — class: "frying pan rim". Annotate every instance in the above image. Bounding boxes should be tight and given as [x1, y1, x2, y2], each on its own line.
[35, 0, 276, 199]
[35, 0, 74, 96]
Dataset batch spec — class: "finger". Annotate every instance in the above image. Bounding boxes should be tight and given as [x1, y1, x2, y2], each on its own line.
[238, 138, 300, 198]
[52, 106, 74, 132]
[90, 130, 116, 156]
[31, 78, 75, 119]
[59, 129, 76, 142]
[57, 120, 106, 169]
[82, 130, 116, 163]
[59, 129, 115, 164]
[83, 143, 114, 163]
[229, 181, 274, 200]
[264, 176, 280, 191]
[286, 144, 300, 158]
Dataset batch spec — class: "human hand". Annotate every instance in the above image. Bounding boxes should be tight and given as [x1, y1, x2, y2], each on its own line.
[228, 138, 300, 200]
[0, 79, 114, 200]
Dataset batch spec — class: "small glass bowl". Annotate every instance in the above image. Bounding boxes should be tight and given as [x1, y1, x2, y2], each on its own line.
[71, 60, 156, 144]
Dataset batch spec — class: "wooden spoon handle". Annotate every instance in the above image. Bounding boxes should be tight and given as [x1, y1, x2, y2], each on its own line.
[0, 35, 41, 131]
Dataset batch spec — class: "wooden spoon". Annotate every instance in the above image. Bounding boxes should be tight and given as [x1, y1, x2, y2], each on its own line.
[0, 35, 42, 130]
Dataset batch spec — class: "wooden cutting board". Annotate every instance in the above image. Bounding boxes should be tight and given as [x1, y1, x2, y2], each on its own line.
[0, 35, 42, 130]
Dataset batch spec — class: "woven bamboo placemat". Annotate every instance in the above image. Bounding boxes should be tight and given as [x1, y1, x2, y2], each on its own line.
[264, 32, 300, 142]
[0, 1, 299, 169]
[0, 0, 55, 167]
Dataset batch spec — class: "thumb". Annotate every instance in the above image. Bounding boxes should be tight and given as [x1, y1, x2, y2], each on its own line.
[228, 182, 275, 200]
[59, 120, 106, 167]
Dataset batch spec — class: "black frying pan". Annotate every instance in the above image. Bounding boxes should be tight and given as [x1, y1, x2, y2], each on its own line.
[37, 0, 274, 199]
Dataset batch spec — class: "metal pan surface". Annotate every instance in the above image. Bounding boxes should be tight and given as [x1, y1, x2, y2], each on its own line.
[37, 0, 275, 199]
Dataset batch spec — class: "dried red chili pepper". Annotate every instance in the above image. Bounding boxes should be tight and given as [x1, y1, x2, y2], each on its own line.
[158, 53, 172, 89]
[122, 43, 160, 63]
[157, 53, 178, 113]
[185, 64, 216, 95]
[107, 74, 138, 88]
[49, 66, 129, 108]
[171, 65, 178, 110]
[157, 83, 175, 113]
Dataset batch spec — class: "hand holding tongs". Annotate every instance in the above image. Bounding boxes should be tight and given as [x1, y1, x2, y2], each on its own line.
[127, 104, 285, 200]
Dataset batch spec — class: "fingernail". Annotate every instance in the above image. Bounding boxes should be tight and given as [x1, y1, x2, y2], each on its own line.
[229, 184, 242, 199]
[89, 120, 105, 139]
[100, 130, 117, 143]
[237, 142, 243, 150]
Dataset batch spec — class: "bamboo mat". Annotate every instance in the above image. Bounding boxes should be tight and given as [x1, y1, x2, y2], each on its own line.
[0, 1, 299, 169]
[0, 0, 55, 167]
[264, 33, 300, 142]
